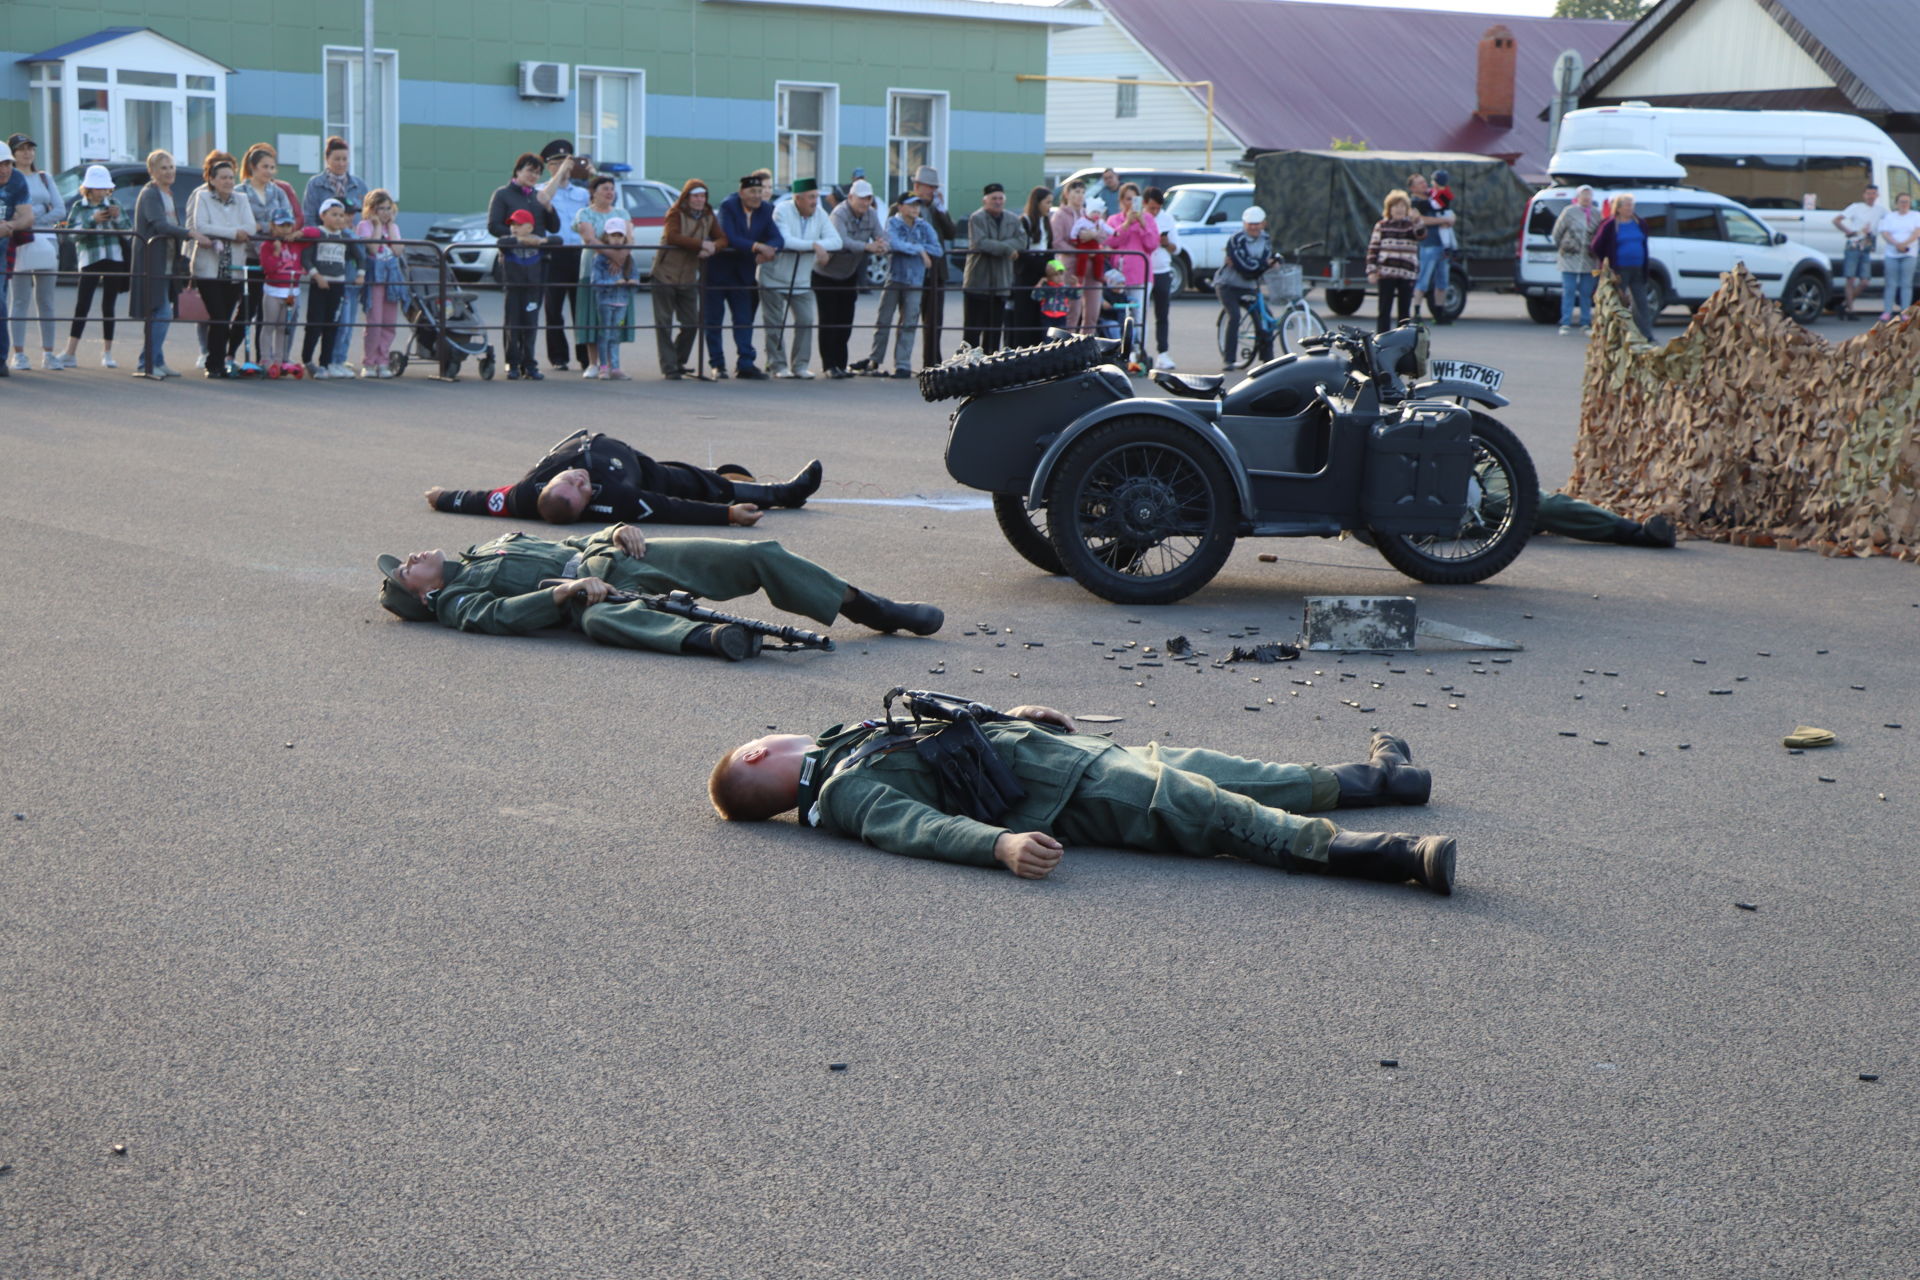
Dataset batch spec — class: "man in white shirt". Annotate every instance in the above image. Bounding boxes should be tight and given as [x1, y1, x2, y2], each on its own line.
[1832, 183, 1883, 319]
[760, 177, 842, 379]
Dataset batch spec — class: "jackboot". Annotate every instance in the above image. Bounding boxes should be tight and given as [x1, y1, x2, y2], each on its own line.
[1323, 830, 1456, 895]
[839, 587, 944, 636]
[732, 459, 824, 509]
[681, 623, 763, 661]
[1327, 732, 1431, 807]
[1612, 514, 1676, 548]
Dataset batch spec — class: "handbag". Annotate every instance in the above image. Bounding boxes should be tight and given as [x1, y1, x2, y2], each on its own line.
[176, 284, 210, 324]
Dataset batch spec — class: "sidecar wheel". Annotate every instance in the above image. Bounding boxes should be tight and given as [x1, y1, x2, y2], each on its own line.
[993, 493, 1065, 574]
[917, 334, 1103, 403]
[1373, 413, 1539, 585]
[1047, 418, 1238, 605]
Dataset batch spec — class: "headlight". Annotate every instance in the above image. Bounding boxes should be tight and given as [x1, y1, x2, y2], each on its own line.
[452, 226, 489, 243]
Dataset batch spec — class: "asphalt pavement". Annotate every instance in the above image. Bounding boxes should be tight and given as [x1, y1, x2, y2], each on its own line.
[3, 290, 1916, 1278]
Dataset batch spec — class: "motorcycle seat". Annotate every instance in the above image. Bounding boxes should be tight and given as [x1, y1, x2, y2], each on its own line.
[1150, 370, 1225, 400]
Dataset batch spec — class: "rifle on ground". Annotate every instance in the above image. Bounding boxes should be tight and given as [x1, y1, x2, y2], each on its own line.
[600, 587, 836, 652]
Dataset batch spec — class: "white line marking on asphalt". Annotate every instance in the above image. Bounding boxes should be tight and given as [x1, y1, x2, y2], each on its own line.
[810, 495, 995, 511]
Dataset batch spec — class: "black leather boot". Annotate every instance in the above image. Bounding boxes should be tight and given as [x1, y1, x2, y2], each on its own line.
[839, 588, 944, 636]
[1323, 830, 1456, 894]
[1612, 514, 1676, 547]
[681, 623, 763, 661]
[732, 459, 824, 509]
[1328, 733, 1431, 807]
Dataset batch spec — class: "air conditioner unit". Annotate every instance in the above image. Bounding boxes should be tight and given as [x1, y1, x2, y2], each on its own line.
[519, 61, 569, 100]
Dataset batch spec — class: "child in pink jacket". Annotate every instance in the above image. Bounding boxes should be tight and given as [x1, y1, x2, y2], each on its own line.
[1105, 183, 1159, 370]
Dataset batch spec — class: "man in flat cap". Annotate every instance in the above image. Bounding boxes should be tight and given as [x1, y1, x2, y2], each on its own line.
[706, 175, 782, 379]
[377, 524, 943, 660]
[962, 182, 1027, 354]
[761, 177, 841, 379]
[911, 165, 958, 365]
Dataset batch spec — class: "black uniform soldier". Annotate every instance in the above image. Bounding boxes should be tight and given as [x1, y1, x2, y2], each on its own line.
[425, 430, 823, 527]
[378, 523, 940, 660]
[710, 700, 1455, 892]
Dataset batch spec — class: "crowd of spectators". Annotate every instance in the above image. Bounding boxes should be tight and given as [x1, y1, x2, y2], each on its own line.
[0, 136, 1183, 382]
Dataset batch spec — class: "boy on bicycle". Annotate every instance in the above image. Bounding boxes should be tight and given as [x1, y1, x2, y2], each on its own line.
[1214, 205, 1275, 370]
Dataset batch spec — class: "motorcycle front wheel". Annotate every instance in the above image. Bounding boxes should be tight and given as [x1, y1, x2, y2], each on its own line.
[1372, 413, 1539, 585]
[992, 493, 1064, 574]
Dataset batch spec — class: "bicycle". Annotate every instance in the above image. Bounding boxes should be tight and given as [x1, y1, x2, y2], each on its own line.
[1216, 240, 1326, 368]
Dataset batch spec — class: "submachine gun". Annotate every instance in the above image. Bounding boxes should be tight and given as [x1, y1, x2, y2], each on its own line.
[846, 688, 1030, 825]
[599, 587, 836, 652]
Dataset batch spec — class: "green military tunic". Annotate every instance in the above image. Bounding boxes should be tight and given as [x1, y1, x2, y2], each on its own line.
[429, 526, 847, 653]
[799, 718, 1342, 871]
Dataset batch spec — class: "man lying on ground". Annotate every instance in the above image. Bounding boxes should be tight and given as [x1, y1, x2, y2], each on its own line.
[378, 523, 939, 660]
[425, 428, 822, 528]
[711, 700, 1455, 892]
[1536, 491, 1675, 547]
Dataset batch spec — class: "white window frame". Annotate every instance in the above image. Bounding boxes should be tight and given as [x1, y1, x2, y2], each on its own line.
[27, 38, 230, 171]
[885, 88, 949, 203]
[321, 45, 400, 196]
[774, 80, 839, 192]
[575, 66, 645, 175]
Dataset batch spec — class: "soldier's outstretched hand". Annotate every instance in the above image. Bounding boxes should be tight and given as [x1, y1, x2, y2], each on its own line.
[613, 525, 647, 558]
[995, 831, 1064, 879]
[1005, 705, 1077, 732]
[424, 486, 446, 508]
[728, 503, 764, 526]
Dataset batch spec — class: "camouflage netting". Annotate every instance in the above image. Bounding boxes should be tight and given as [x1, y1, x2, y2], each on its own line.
[1567, 265, 1920, 561]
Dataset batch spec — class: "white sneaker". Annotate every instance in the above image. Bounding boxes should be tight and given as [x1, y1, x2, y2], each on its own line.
[330, 363, 352, 379]
[1153, 352, 1175, 370]
[1557, 325, 1572, 335]
[358, 366, 375, 378]
[311, 365, 331, 380]
[796, 366, 815, 380]
[194, 352, 206, 370]
[582, 366, 598, 378]
[101, 352, 118, 369]
[376, 367, 394, 379]
[154, 364, 182, 379]
[10, 352, 27, 371]
[773, 368, 796, 379]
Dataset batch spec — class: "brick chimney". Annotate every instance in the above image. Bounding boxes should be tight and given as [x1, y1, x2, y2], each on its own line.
[1476, 25, 1516, 128]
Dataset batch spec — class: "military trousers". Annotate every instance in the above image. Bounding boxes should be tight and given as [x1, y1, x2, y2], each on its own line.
[1050, 742, 1341, 868]
[577, 538, 847, 655]
[1535, 491, 1628, 542]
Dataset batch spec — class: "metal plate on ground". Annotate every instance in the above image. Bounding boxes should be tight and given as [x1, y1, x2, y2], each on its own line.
[1302, 596, 1418, 651]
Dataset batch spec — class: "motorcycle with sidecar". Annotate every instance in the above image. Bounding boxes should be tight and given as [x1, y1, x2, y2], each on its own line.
[920, 324, 1539, 605]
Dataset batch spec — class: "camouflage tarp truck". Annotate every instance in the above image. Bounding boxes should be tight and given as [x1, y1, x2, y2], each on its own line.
[1251, 149, 1533, 322]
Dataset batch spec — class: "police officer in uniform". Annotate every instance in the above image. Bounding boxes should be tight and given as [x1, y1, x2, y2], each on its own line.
[709, 704, 1456, 892]
[378, 523, 941, 660]
[425, 429, 823, 526]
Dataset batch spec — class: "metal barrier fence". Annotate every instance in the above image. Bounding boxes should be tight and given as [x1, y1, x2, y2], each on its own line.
[5, 224, 1152, 381]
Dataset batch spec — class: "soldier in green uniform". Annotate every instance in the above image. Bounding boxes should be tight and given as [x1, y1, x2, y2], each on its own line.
[709, 704, 1455, 892]
[378, 523, 941, 659]
[1536, 491, 1675, 547]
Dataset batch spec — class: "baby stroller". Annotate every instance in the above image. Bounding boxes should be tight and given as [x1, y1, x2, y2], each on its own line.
[395, 246, 495, 380]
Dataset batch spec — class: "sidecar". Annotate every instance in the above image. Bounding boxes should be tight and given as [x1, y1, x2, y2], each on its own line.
[925, 328, 1538, 605]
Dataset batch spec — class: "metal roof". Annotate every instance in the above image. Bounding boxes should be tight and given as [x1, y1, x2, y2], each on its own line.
[17, 26, 236, 72]
[1582, 0, 1920, 115]
[1097, 0, 1628, 179]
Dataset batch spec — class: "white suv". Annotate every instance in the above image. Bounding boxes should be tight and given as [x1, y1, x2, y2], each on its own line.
[1162, 183, 1256, 293]
[1516, 183, 1832, 326]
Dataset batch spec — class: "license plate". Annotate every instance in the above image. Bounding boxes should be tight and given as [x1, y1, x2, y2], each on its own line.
[1428, 360, 1504, 393]
[1525, 251, 1556, 264]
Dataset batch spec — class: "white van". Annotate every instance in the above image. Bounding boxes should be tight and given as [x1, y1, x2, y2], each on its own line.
[1554, 105, 1920, 272]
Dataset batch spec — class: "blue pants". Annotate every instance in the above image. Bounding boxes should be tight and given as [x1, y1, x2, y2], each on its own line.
[1883, 256, 1916, 313]
[703, 268, 759, 371]
[140, 296, 175, 374]
[1559, 270, 1595, 326]
[597, 300, 625, 370]
[0, 267, 10, 364]
[1414, 242, 1447, 297]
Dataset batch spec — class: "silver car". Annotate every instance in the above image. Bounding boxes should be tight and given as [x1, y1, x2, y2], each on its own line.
[426, 179, 678, 282]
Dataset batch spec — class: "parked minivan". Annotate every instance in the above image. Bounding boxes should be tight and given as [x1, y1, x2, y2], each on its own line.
[1555, 105, 1920, 278]
[1515, 152, 1833, 326]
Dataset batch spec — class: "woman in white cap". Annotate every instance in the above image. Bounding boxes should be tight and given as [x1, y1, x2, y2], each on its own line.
[58, 165, 132, 369]
[1214, 204, 1276, 368]
[6, 133, 66, 371]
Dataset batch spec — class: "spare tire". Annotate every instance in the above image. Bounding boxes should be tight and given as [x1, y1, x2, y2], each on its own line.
[917, 335, 1106, 403]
